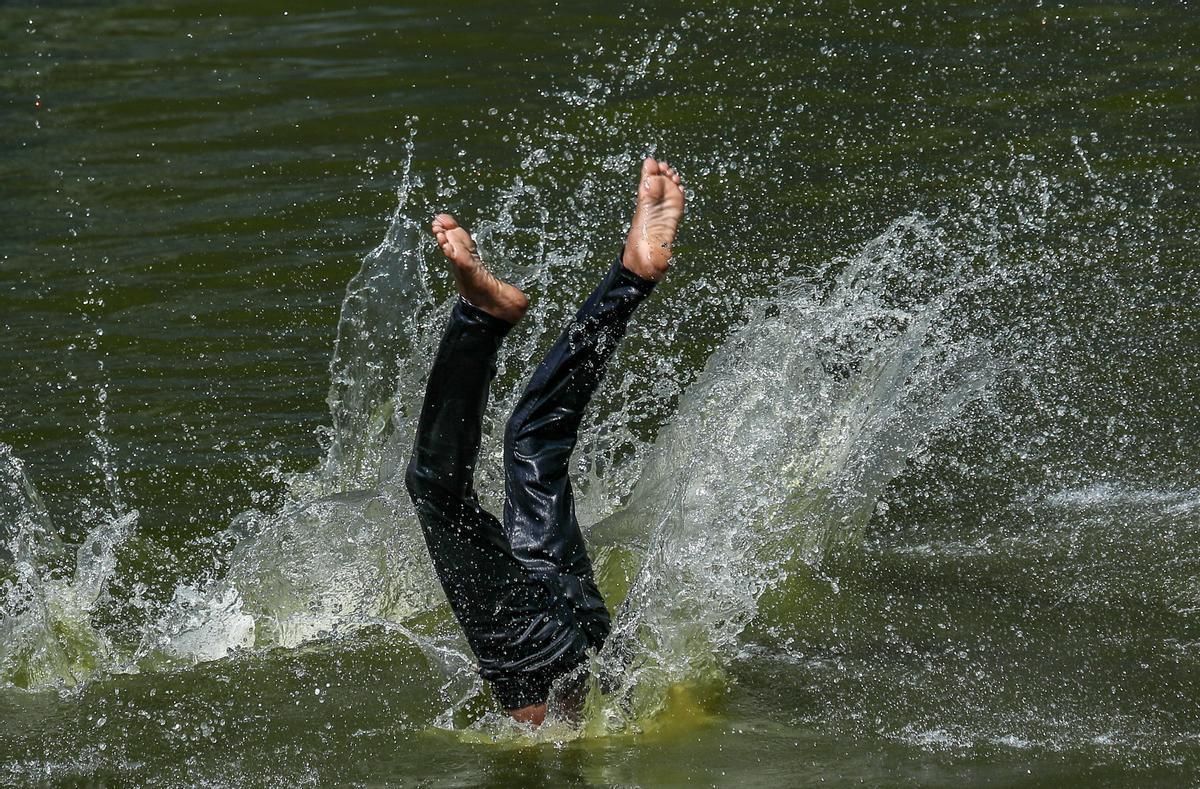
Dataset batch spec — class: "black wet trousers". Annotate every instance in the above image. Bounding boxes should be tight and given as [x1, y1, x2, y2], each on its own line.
[405, 254, 656, 710]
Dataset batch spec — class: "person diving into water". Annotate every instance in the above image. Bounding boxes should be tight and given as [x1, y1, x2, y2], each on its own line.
[404, 157, 685, 725]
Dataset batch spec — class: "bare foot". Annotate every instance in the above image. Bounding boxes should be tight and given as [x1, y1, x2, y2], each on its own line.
[622, 157, 685, 282]
[431, 213, 529, 325]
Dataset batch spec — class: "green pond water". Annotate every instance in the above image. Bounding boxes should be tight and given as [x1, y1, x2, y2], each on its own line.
[1, 1, 1197, 786]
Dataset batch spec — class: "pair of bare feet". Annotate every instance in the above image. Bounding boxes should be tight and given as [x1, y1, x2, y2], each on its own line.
[431, 157, 685, 326]
[430, 158, 682, 726]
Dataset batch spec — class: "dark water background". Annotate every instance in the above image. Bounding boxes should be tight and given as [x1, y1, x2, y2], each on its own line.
[1, 1, 1197, 786]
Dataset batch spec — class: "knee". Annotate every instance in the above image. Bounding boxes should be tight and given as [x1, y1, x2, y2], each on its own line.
[404, 457, 431, 502]
[504, 401, 551, 462]
[503, 409, 525, 460]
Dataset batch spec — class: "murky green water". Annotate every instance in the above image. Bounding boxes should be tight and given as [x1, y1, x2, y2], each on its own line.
[2, 1, 1197, 785]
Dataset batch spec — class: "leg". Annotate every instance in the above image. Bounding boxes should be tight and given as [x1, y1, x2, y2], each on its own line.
[501, 258, 654, 648]
[404, 298, 540, 704]
[407, 212, 530, 613]
[503, 157, 686, 650]
[406, 215, 595, 715]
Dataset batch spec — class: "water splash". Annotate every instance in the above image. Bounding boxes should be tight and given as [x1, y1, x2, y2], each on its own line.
[0, 263, 142, 689]
[584, 213, 999, 730]
[0, 3, 1176, 733]
[0, 443, 137, 689]
[0, 153, 1125, 722]
[319, 130, 433, 494]
[136, 207, 447, 662]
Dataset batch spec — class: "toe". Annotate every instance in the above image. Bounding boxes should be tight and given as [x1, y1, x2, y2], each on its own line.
[434, 212, 460, 231]
[641, 156, 658, 180]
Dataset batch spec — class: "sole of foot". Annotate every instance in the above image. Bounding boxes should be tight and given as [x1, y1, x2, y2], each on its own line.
[431, 213, 529, 325]
[622, 157, 686, 282]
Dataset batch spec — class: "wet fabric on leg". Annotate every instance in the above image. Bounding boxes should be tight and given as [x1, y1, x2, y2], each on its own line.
[504, 253, 657, 652]
[405, 298, 593, 710]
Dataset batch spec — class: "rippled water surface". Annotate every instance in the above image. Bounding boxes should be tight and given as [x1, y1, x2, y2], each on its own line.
[1, 1, 1197, 786]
